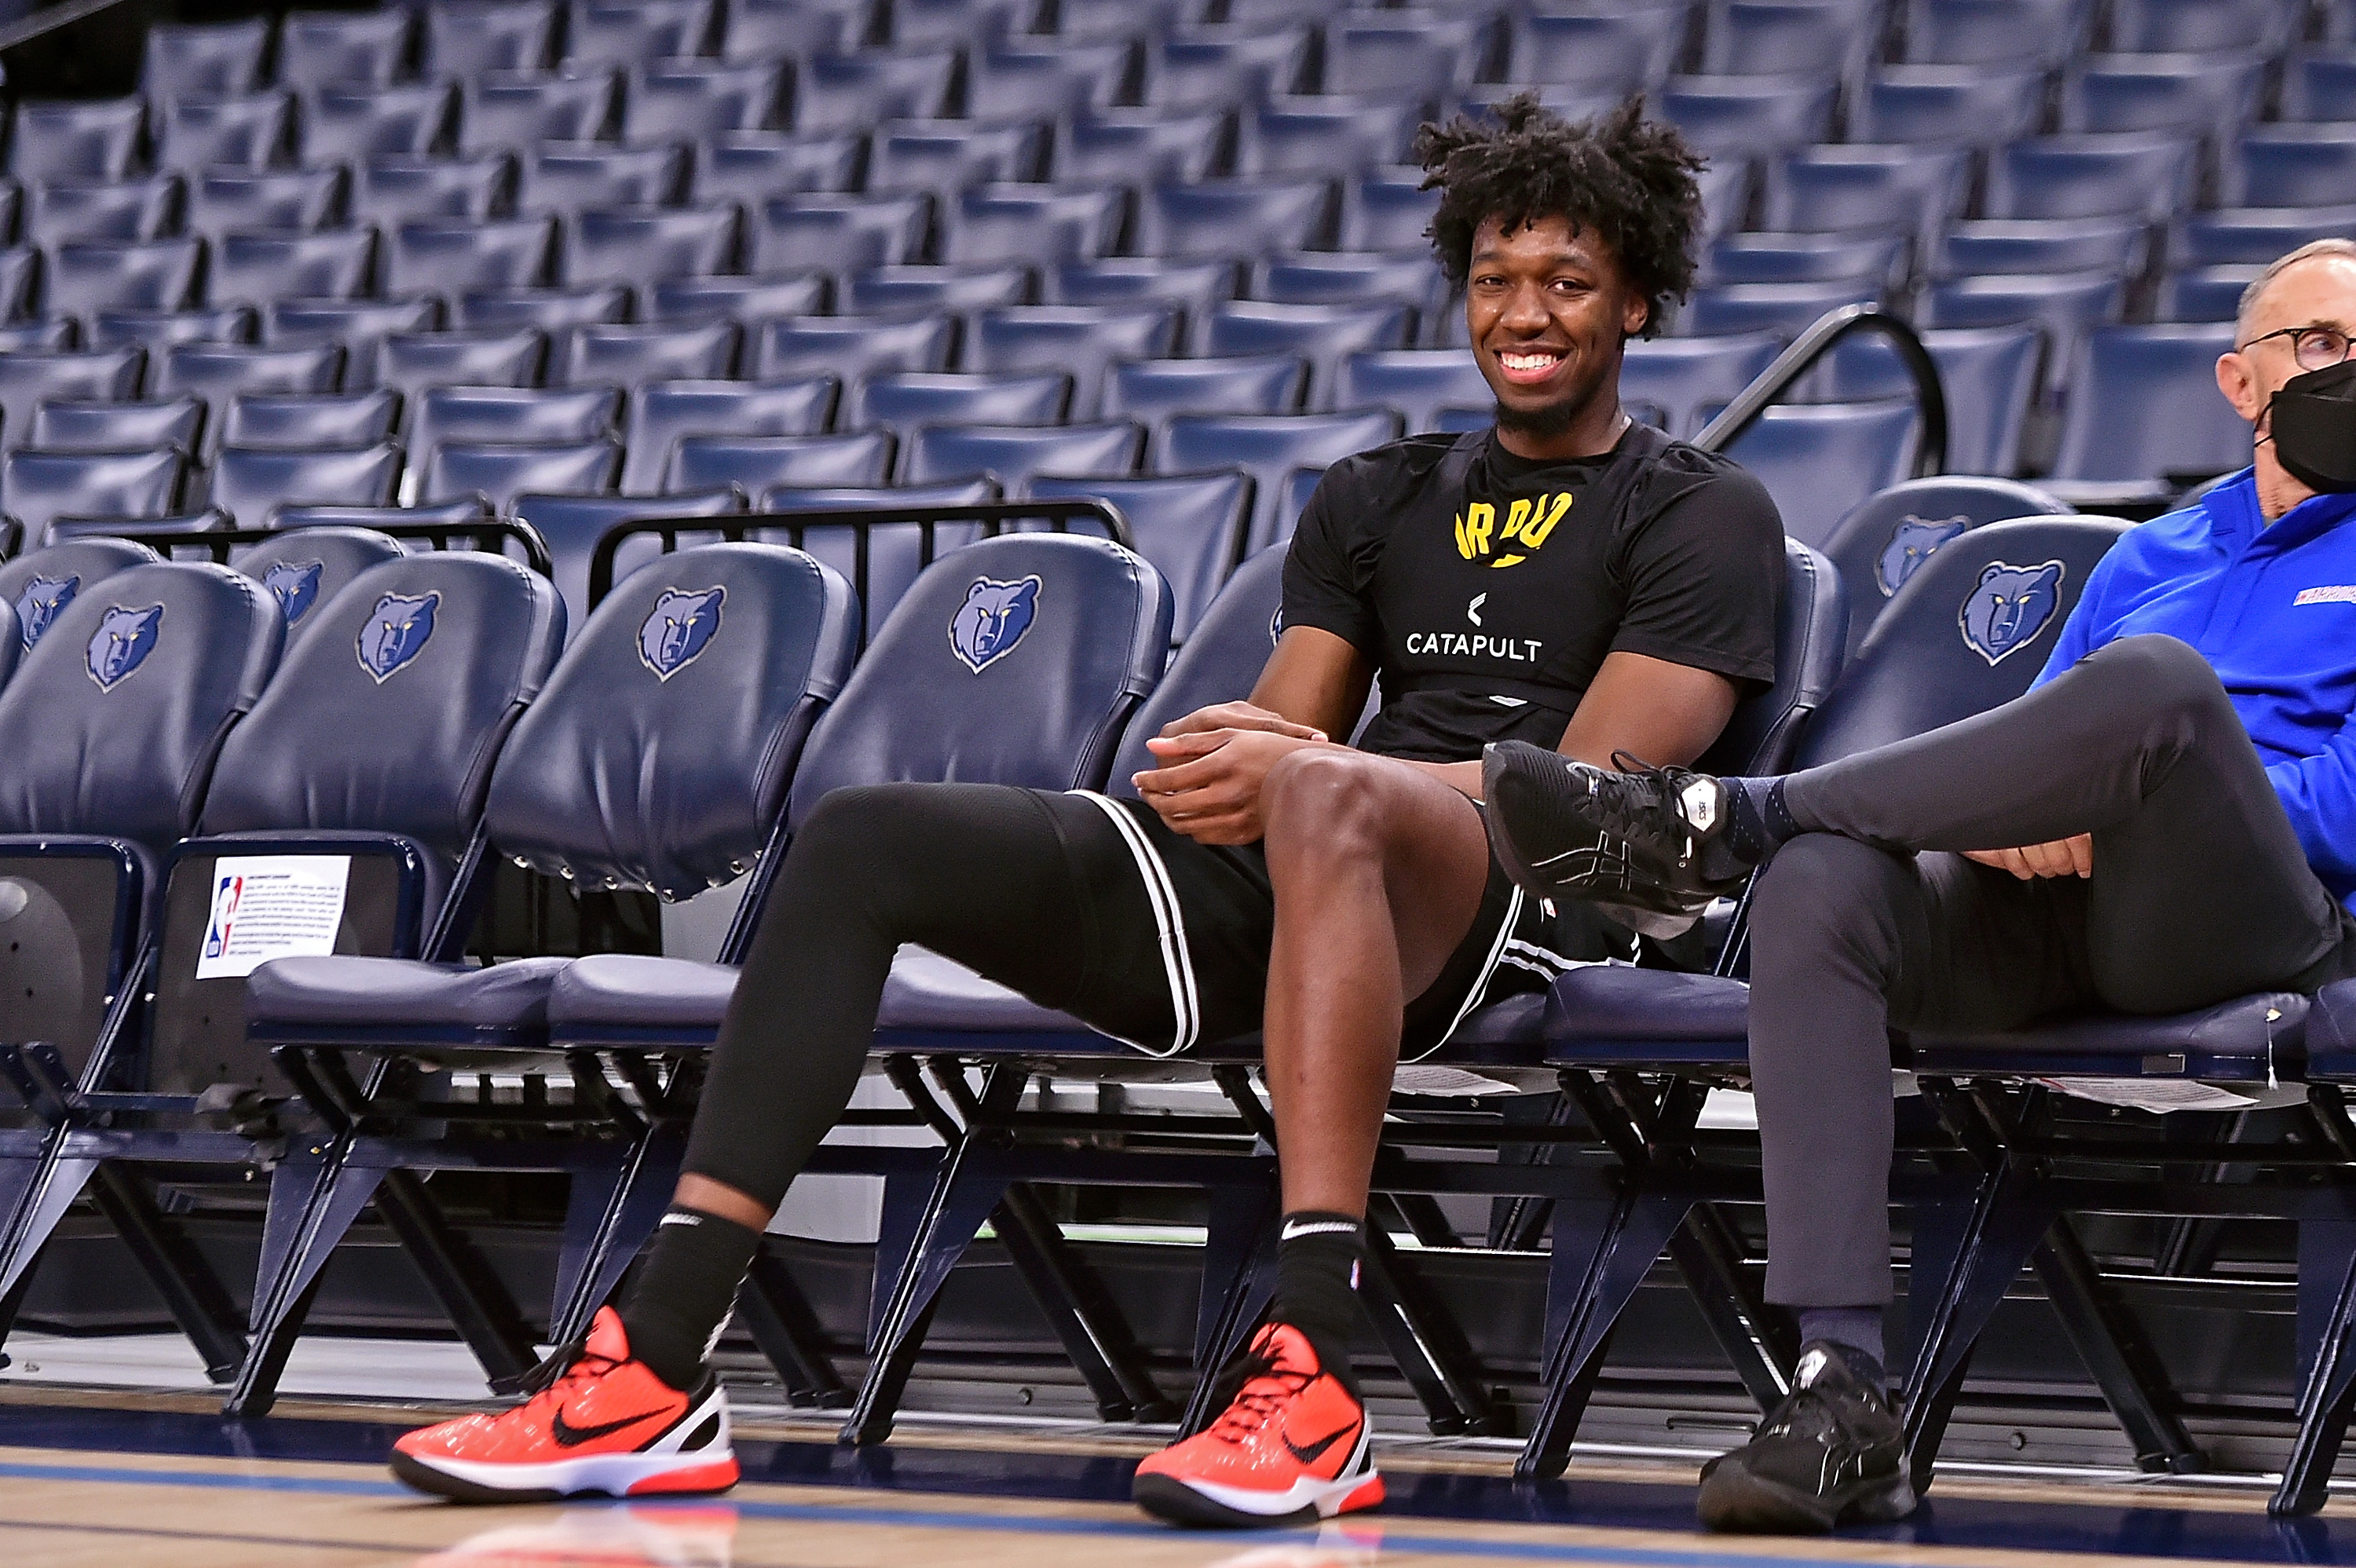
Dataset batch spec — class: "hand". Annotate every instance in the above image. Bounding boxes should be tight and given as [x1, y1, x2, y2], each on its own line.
[1133, 729, 1326, 845]
[1963, 835, 2093, 880]
[1158, 700, 1327, 744]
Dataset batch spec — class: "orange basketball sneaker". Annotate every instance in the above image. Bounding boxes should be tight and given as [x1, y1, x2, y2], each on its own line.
[391, 1307, 739, 1503]
[1132, 1322, 1384, 1528]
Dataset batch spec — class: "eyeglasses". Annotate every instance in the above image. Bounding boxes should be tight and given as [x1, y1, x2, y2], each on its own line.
[2239, 323, 2354, 372]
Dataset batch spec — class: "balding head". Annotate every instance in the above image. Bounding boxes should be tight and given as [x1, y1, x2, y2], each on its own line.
[2220, 239, 2356, 518]
[2236, 239, 2356, 345]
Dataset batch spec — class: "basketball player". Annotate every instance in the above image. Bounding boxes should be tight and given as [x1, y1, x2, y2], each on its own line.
[389, 97, 1786, 1526]
[1481, 238, 2356, 1533]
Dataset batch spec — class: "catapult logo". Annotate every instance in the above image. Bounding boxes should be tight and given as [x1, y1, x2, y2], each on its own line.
[1405, 592, 1542, 663]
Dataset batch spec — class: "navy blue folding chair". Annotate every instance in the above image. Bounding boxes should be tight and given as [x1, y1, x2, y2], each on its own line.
[2051, 323, 2252, 487]
[1818, 477, 2070, 662]
[1107, 355, 1308, 423]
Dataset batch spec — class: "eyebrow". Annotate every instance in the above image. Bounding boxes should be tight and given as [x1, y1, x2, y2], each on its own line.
[1469, 248, 1593, 269]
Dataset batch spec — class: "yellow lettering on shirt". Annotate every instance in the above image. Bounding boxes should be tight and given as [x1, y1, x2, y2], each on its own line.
[1460, 492, 1571, 566]
[1501, 498, 1533, 542]
[1454, 501, 1496, 560]
[1520, 493, 1575, 550]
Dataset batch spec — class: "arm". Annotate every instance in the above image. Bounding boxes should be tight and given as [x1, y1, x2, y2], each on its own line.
[2267, 716, 2356, 893]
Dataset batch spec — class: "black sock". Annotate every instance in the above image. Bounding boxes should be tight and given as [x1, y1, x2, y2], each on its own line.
[618, 1206, 764, 1391]
[1723, 777, 1800, 865]
[1271, 1210, 1365, 1397]
[1796, 1305, 1886, 1384]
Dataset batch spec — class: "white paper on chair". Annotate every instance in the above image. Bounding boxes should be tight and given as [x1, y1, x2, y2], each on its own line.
[192, 855, 352, 981]
[2034, 1076, 2257, 1114]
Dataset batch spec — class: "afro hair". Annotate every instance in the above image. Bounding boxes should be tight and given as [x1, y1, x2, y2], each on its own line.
[1414, 92, 1706, 338]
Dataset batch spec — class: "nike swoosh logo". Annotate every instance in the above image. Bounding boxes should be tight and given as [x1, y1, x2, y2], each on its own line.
[1283, 1418, 1359, 1467]
[550, 1405, 671, 1448]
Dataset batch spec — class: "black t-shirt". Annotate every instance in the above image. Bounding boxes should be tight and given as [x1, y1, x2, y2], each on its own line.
[1281, 422, 1786, 762]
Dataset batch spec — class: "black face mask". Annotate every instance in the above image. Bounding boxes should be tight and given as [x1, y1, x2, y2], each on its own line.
[2266, 359, 2356, 493]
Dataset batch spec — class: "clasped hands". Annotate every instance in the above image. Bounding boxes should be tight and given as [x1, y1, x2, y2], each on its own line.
[1963, 835, 2093, 879]
[1130, 701, 1334, 845]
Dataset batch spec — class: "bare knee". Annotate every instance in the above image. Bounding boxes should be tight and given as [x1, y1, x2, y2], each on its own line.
[1261, 748, 1404, 873]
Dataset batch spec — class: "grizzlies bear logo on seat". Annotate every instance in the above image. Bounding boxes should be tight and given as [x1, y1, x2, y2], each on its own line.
[1959, 559, 2065, 667]
[1878, 514, 1970, 598]
[86, 603, 163, 690]
[14, 574, 79, 649]
[262, 560, 326, 627]
[638, 586, 726, 681]
[357, 590, 440, 683]
[949, 575, 1041, 674]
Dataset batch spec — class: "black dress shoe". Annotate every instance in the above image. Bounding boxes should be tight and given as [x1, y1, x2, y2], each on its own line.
[1696, 1341, 1919, 1533]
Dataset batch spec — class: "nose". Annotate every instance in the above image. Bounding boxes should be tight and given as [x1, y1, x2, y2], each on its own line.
[1496, 278, 1550, 336]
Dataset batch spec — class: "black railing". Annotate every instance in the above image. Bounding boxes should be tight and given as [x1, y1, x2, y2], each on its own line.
[101, 518, 555, 576]
[1692, 303, 1949, 479]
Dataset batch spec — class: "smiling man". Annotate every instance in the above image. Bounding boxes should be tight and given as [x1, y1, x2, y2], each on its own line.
[385, 95, 1783, 1529]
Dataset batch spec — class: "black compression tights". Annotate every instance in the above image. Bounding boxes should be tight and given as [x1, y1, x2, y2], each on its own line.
[680, 782, 1167, 1212]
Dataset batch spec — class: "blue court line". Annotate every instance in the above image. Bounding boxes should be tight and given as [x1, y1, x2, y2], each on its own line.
[0, 1456, 2058, 1568]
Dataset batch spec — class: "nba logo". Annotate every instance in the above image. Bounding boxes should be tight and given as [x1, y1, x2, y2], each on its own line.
[203, 874, 243, 963]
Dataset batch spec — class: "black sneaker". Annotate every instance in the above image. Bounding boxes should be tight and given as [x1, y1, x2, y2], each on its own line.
[1696, 1342, 1919, 1534]
[1480, 742, 1754, 937]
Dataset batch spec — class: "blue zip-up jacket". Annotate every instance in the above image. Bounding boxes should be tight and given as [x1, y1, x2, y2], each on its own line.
[2032, 470, 2356, 914]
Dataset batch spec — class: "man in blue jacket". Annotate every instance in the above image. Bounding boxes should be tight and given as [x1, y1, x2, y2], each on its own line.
[1480, 238, 2356, 1534]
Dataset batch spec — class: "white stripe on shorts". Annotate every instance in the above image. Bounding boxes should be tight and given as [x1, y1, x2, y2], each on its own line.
[1070, 790, 1199, 1057]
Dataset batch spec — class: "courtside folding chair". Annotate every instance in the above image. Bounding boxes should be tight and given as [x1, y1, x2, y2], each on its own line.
[226, 542, 856, 1413]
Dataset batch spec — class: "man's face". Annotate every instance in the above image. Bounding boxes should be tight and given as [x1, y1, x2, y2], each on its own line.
[2218, 254, 2356, 432]
[1465, 214, 1649, 440]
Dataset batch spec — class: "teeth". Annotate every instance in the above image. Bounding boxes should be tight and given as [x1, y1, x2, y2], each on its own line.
[1500, 353, 1560, 371]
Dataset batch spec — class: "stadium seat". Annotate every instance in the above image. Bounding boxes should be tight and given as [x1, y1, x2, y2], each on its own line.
[792, 49, 960, 133]
[0, 320, 75, 353]
[384, 216, 559, 298]
[2109, 0, 2296, 51]
[1146, 27, 1313, 110]
[843, 264, 1034, 316]
[569, 205, 740, 293]
[1658, 75, 1840, 155]
[869, 119, 1049, 193]
[518, 143, 690, 217]
[624, 61, 785, 141]
[9, 99, 145, 182]
[849, 371, 1072, 433]
[1333, 349, 1494, 435]
[510, 486, 745, 623]
[1818, 473, 2072, 660]
[0, 346, 145, 457]
[210, 230, 378, 306]
[1851, 65, 2051, 147]
[422, 0, 558, 78]
[746, 478, 1004, 629]
[2061, 51, 2265, 141]
[355, 156, 514, 231]
[2225, 127, 2356, 208]
[902, 422, 1143, 486]
[422, 438, 621, 512]
[221, 389, 402, 451]
[154, 342, 345, 427]
[1136, 179, 1333, 260]
[459, 71, 618, 155]
[0, 246, 38, 320]
[89, 303, 260, 355]
[2050, 323, 2250, 484]
[0, 534, 158, 650]
[621, 377, 840, 494]
[276, 9, 413, 92]
[210, 444, 404, 525]
[1505, 5, 1688, 91]
[1044, 258, 1242, 349]
[1700, 0, 1880, 81]
[565, 0, 715, 66]
[723, 0, 854, 60]
[1987, 132, 2197, 221]
[966, 40, 1136, 122]
[46, 506, 232, 543]
[1616, 332, 1783, 438]
[2, 446, 186, 545]
[1202, 300, 1414, 409]
[2156, 264, 2261, 320]
[1054, 0, 1187, 34]
[1762, 144, 1972, 261]
[670, 429, 894, 492]
[561, 320, 740, 389]
[183, 167, 346, 236]
[408, 385, 620, 490]
[1235, 100, 1424, 179]
[29, 394, 204, 455]
[1721, 400, 1920, 546]
[1103, 354, 1308, 424]
[649, 272, 829, 325]
[231, 525, 409, 627]
[693, 133, 863, 210]
[962, 306, 1181, 421]
[755, 192, 931, 275]
[266, 295, 443, 390]
[1680, 279, 1879, 339]
[152, 93, 293, 172]
[944, 185, 1129, 268]
[1059, 110, 1228, 188]
[1806, 322, 2043, 476]
[1324, 13, 1494, 97]
[2280, 47, 2356, 122]
[1157, 409, 1403, 550]
[299, 83, 455, 166]
[758, 314, 956, 382]
[1704, 232, 1908, 287]
[376, 329, 549, 419]
[42, 238, 203, 323]
[1920, 270, 2126, 396]
[1933, 216, 2147, 278]
[1900, 0, 2088, 63]
[22, 175, 181, 248]
[1030, 470, 1254, 640]
[1254, 250, 1446, 320]
[142, 18, 269, 99]
[1340, 170, 1442, 254]
[891, 0, 1026, 49]
[2173, 203, 2356, 265]
[455, 284, 631, 334]
[267, 495, 493, 532]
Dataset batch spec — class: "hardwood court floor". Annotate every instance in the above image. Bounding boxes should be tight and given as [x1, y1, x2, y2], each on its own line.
[5, 1390, 2356, 1568]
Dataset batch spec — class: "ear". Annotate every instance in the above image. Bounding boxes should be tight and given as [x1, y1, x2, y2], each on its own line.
[2037, 563, 2063, 588]
[1978, 562, 2004, 585]
[1622, 290, 1650, 338]
[2218, 346, 2263, 426]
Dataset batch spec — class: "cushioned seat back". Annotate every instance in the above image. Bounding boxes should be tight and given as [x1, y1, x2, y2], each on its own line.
[197, 554, 565, 863]
[230, 526, 408, 633]
[0, 561, 280, 847]
[1107, 543, 1286, 793]
[513, 485, 744, 626]
[4, 447, 185, 546]
[1821, 476, 2072, 662]
[1721, 400, 1921, 550]
[1696, 539, 1848, 777]
[0, 538, 160, 651]
[486, 543, 858, 897]
[1797, 516, 2127, 766]
[787, 533, 1172, 827]
[212, 444, 403, 525]
[1029, 470, 1252, 641]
